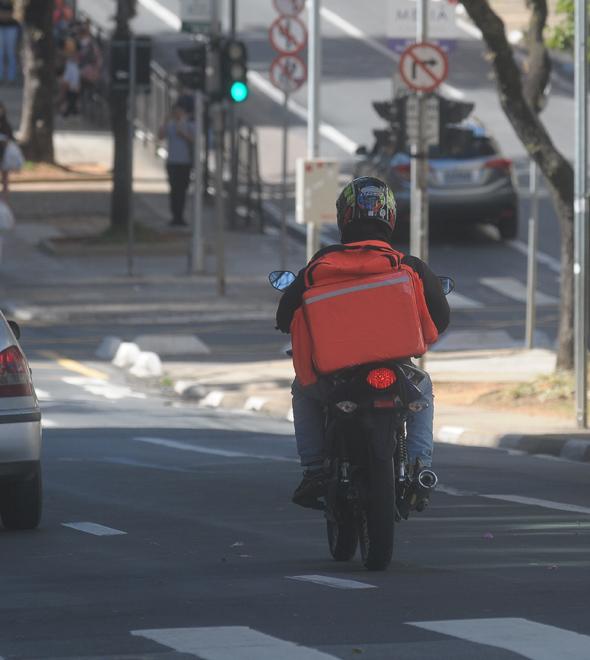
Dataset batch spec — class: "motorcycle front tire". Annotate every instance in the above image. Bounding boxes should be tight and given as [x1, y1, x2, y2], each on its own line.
[357, 457, 395, 571]
[327, 505, 358, 561]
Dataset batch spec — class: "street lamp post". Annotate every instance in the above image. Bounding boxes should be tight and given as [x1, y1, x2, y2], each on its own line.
[574, 0, 588, 428]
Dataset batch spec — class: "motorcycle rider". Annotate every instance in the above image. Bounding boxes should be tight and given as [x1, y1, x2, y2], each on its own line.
[276, 176, 450, 509]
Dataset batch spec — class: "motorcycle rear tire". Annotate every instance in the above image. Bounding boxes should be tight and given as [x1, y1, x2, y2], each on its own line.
[357, 457, 395, 571]
[327, 507, 358, 561]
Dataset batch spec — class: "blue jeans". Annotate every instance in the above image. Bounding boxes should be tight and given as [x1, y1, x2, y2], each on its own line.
[291, 372, 434, 468]
[0, 25, 19, 82]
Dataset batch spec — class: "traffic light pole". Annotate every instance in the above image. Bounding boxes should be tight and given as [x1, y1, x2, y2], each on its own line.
[189, 89, 205, 274]
[126, 35, 136, 277]
[307, 0, 321, 261]
[525, 158, 539, 348]
[410, 0, 429, 264]
[280, 91, 289, 270]
[214, 104, 226, 296]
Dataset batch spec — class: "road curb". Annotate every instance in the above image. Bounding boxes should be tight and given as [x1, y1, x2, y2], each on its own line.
[436, 426, 590, 463]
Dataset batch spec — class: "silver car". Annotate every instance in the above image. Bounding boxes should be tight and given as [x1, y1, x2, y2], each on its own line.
[0, 315, 42, 529]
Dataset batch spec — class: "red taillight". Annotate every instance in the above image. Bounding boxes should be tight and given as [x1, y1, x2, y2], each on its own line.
[484, 158, 512, 172]
[366, 368, 397, 390]
[392, 163, 411, 180]
[0, 346, 33, 397]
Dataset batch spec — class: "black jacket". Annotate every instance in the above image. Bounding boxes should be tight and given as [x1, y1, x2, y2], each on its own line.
[276, 242, 450, 335]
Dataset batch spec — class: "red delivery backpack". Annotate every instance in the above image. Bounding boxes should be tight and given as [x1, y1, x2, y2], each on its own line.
[291, 240, 438, 385]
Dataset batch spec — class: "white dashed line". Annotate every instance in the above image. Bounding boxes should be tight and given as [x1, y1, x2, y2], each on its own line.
[62, 377, 146, 400]
[481, 494, 590, 515]
[62, 522, 127, 536]
[480, 277, 559, 305]
[41, 418, 58, 429]
[287, 575, 377, 590]
[134, 437, 298, 463]
[132, 626, 339, 659]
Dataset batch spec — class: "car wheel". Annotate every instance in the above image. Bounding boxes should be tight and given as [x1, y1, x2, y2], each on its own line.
[498, 215, 518, 241]
[0, 466, 42, 530]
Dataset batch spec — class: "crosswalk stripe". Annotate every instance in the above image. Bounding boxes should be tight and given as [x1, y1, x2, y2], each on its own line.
[62, 522, 127, 536]
[480, 276, 558, 305]
[446, 291, 482, 309]
[408, 618, 590, 660]
[131, 626, 339, 659]
[287, 575, 377, 590]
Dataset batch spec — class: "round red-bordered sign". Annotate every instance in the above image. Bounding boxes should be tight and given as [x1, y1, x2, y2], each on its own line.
[270, 53, 307, 94]
[269, 15, 307, 55]
[399, 41, 448, 93]
[272, 0, 305, 17]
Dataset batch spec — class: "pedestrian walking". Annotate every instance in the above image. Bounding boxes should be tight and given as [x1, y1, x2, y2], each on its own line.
[59, 37, 80, 117]
[159, 103, 195, 227]
[0, 101, 16, 195]
[0, 1, 19, 85]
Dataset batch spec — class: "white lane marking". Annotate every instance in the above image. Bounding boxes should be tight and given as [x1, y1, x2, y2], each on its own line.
[480, 277, 558, 305]
[62, 377, 146, 400]
[137, 0, 181, 30]
[482, 494, 590, 515]
[437, 484, 478, 497]
[287, 575, 377, 590]
[408, 618, 590, 660]
[509, 240, 562, 274]
[35, 388, 51, 401]
[134, 436, 299, 463]
[41, 417, 57, 429]
[437, 426, 466, 443]
[99, 457, 192, 473]
[62, 522, 127, 536]
[131, 626, 339, 659]
[320, 6, 465, 100]
[447, 291, 483, 309]
[248, 71, 358, 155]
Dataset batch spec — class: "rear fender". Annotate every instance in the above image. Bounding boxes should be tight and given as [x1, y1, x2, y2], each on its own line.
[366, 411, 397, 461]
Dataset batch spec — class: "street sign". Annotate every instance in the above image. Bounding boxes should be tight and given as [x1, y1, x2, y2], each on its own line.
[400, 42, 448, 93]
[405, 95, 440, 146]
[387, 0, 463, 52]
[269, 15, 307, 55]
[295, 158, 340, 226]
[270, 54, 307, 94]
[180, 0, 211, 33]
[273, 0, 305, 17]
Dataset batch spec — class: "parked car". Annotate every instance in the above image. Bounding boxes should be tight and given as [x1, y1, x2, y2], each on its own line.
[354, 120, 519, 240]
[0, 316, 42, 530]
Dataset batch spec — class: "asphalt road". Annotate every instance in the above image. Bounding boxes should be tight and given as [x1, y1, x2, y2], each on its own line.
[2, 355, 589, 659]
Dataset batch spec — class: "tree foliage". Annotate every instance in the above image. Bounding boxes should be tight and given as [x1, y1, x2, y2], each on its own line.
[547, 0, 575, 50]
[461, 0, 574, 370]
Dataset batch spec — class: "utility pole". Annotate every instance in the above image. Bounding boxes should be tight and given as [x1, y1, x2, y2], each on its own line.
[189, 88, 205, 274]
[525, 159, 539, 348]
[307, 0, 320, 261]
[410, 0, 429, 263]
[574, 0, 588, 428]
[126, 34, 136, 277]
[227, 0, 238, 229]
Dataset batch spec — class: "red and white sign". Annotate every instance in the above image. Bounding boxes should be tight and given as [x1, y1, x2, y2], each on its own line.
[269, 15, 307, 55]
[273, 0, 305, 17]
[399, 42, 448, 93]
[270, 54, 307, 94]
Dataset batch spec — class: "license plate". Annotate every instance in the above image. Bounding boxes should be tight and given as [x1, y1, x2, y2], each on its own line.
[443, 170, 473, 185]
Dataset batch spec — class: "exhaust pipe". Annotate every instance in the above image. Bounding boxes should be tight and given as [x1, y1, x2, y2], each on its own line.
[417, 469, 438, 490]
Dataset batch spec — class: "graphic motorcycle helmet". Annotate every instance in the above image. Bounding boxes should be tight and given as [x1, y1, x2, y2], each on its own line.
[336, 176, 397, 237]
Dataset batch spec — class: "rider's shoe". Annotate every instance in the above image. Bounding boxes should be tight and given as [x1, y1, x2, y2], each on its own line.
[292, 467, 327, 510]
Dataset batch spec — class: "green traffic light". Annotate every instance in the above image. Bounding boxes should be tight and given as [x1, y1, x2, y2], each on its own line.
[230, 81, 249, 103]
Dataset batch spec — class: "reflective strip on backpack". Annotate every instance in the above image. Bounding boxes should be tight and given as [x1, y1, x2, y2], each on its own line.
[304, 274, 410, 305]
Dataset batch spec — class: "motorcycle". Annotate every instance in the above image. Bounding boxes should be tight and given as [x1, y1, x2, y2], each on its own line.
[269, 270, 454, 571]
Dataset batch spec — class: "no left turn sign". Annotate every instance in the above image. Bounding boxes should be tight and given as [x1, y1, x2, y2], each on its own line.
[399, 42, 448, 93]
[269, 15, 307, 55]
[270, 54, 307, 94]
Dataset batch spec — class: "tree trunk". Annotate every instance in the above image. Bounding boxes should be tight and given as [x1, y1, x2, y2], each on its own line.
[109, 0, 136, 234]
[461, 0, 574, 370]
[17, 0, 55, 162]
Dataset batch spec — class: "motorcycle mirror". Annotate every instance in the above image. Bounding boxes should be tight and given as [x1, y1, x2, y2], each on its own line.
[269, 270, 296, 291]
[7, 320, 20, 339]
[439, 276, 455, 296]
